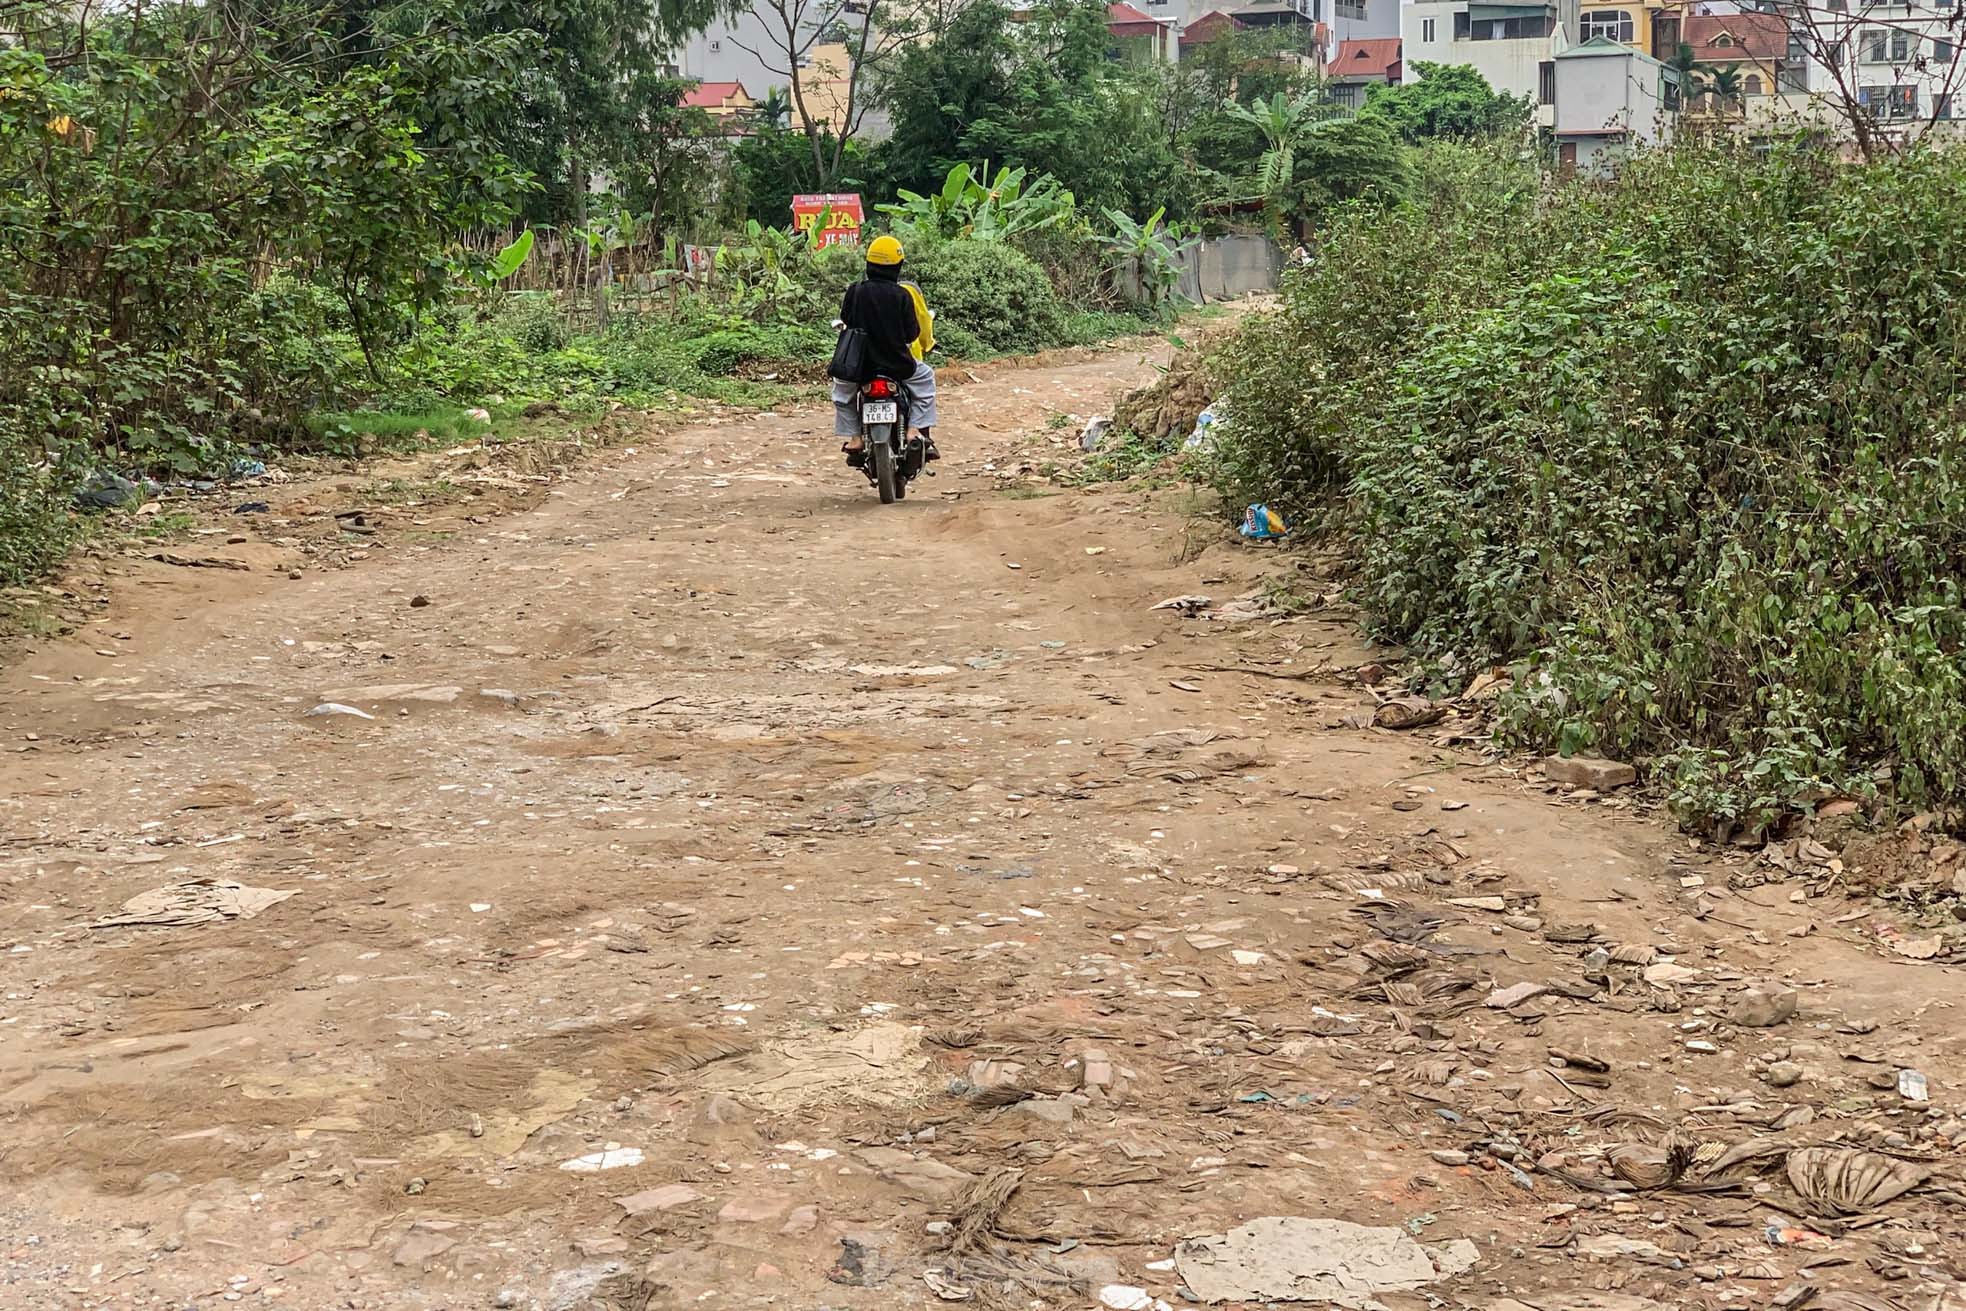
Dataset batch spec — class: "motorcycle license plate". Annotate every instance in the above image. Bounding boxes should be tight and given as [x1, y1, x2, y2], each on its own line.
[862, 401, 899, 424]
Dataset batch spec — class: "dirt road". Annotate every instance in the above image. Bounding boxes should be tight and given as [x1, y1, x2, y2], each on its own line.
[2, 345, 1961, 1311]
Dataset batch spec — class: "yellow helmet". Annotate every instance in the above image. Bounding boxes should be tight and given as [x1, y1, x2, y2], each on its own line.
[865, 234, 904, 266]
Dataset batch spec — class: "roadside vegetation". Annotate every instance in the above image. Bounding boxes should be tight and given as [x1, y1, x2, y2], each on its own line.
[1208, 137, 1966, 836]
[0, 0, 1431, 591]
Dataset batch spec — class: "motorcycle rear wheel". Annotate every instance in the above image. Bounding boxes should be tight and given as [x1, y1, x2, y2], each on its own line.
[871, 433, 898, 504]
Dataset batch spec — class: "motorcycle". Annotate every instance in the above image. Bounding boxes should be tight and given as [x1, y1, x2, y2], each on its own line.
[834, 317, 930, 505]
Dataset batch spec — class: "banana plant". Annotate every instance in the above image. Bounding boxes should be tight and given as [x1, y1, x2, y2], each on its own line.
[1098, 207, 1200, 306]
[878, 162, 1075, 242]
[1225, 90, 1342, 236]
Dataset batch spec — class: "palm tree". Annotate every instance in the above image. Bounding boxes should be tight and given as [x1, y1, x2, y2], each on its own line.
[1225, 90, 1341, 236]
[1701, 64, 1745, 115]
[756, 87, 793, 129]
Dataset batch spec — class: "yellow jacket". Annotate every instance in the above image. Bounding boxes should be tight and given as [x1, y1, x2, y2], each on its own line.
[902, 281, 934, 360]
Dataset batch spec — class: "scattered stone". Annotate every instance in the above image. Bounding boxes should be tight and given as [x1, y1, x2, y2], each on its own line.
[716, 1192, 791, 1224]
[1765, 1062, 1804, 1088]
[1177, 1217, 1479, 1308]
[857, 1147, 975, 1199]
[1486, 982, 1550, 1009]
[1430, 1150, 1471, 1167]
[613, 1184, 703, 1216]
[1730, 981, 1798, 1028]
[559, 1146, 644, 1172]
[391, 1223, 457, 1270]
[1542, 756, 1637, 790]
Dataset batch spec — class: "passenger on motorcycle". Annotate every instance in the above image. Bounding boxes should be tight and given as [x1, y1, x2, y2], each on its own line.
[833, 234, 938, 465]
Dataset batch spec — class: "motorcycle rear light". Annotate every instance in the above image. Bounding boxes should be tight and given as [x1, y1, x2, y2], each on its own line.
[867, 378, 892, 398]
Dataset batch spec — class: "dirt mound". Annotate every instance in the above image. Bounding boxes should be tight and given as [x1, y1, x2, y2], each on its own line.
[1112, 346, 1210, 443]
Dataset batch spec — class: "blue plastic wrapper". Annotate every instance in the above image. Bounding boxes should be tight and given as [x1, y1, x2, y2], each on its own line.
[1240, 503, 1287, 540]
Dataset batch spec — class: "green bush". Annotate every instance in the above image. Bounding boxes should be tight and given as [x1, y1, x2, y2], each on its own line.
[0, 436, 76, 589]
[1210, 139, 1966, 835]
[682, 321, 832, 374]
[909, 239, 1069, 355]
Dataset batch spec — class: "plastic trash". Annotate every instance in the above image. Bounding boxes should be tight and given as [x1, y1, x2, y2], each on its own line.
[73, 471, 144, 510]
[1185, 405, 1220, 452]
[1080, 416, 1111, 452]
[233, 500, 269, 514]
[228, 457, 268, 480]
[1240, 504, 1287, 540]
[305, 702, 376, 721]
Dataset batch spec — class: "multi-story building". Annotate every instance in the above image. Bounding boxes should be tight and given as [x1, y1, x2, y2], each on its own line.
[1674, 12, 1808, 125]
[1326, 36, 1403, 108]
[1789, 1, 1965, 137]
[1552, 35, 1682, 169]
[1399, 0, 1581, 122]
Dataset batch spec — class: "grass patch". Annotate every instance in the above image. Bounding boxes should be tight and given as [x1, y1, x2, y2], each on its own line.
[132, 510, 197, 541]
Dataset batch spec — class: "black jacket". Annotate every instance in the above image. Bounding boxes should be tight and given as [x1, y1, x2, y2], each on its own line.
[840, 266, 919, 383]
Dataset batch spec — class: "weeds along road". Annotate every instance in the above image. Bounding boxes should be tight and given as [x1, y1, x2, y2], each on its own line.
[1, 342, 1959, 1310]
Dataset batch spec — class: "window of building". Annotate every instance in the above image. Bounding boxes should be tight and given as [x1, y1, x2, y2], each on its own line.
[1858, 83, 1920, 118]
[1937, 37, 1955, 63]
[1452, 10, 1468, 38]
[1744, 72, 1763, 94]
[1580, 8, 1635, 41]
[1892, 30, 1912, 61]
[1862, 28, 1888, 62]
[1664, 73, 1681, 109]
[1940, 93, 1956, 119]
[1713, 32, 1732, 46]
[1422, 16, 1436, 40]
[1539, 60, 1556, 103]
[1336, 0, 1367, 16]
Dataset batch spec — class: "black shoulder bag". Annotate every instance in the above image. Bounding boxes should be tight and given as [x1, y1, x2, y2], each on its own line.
[828, 284, 870, 383]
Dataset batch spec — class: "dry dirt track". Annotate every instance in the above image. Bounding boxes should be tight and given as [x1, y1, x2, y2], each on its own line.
[2, 345, 1963, 1311]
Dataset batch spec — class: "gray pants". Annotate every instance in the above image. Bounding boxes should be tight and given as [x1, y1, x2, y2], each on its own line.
[833, 361, 937, 437]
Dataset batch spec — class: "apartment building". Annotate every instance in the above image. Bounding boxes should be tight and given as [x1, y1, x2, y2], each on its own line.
[1399, 0, 1580, 123]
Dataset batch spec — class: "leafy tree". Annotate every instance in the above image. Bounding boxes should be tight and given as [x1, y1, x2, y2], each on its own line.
[873, 0, 1187, 216]
[0, 0, 529, 476]
[1363, 61, 1531, 142]
[731, 123, 869, 224]
[368, 0, 744, 226]
[1292, 116, 1412, 218]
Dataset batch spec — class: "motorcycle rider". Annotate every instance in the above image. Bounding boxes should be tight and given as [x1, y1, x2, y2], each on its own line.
[834, 234, 938, 466]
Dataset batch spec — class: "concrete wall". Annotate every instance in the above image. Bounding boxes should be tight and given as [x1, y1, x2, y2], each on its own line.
[1134, 235, 1283, 302]
[1553, 49, 1640, 134]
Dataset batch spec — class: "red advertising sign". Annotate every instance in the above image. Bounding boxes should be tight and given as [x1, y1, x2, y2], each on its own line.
[791, 193, 865, 248]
